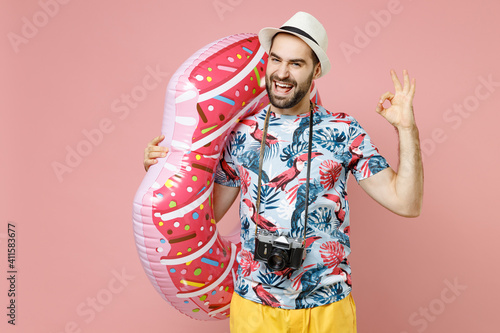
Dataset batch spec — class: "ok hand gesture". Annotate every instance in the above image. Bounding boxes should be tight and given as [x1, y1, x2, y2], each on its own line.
[376, 69, 417, 130]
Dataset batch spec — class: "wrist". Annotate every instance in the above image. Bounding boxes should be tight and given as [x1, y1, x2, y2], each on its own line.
[396, 124, 419, 135]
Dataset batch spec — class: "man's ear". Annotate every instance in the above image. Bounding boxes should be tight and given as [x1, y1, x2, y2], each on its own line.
[313, 63, 322, 79]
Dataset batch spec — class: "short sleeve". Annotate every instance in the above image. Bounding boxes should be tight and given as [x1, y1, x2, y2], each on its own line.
[347, 118, 390, 182]
[214, 139, 241, 188]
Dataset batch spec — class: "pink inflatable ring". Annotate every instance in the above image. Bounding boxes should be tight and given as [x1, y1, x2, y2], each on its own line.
[133, 33, 269, 320]
[133, 33, 321, 320]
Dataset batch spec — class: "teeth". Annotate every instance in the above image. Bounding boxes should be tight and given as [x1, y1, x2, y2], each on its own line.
[276, 82, 292, 88]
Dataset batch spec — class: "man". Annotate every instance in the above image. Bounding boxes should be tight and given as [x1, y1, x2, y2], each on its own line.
[144, 12, 423, 333]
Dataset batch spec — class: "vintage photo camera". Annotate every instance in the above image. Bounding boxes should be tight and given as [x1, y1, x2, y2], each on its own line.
[254, 229, 305, 271]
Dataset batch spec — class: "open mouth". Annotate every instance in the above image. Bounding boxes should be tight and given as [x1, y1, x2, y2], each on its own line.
[274, 81, 294, 95]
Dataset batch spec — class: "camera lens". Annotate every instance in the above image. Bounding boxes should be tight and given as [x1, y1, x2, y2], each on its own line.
[268, 248, 289, 271]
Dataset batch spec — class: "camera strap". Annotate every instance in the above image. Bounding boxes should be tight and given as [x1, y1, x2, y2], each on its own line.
[254, 102, 314, 244]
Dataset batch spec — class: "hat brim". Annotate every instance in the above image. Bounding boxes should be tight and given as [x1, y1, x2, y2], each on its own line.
[258, 27, 331, 77]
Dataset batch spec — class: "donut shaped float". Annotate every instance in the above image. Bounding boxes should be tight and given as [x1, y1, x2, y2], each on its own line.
[132, 33, 321, 321]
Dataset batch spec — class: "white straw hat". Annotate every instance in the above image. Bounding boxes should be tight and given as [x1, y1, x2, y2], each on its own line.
[258, 12, 331, 77]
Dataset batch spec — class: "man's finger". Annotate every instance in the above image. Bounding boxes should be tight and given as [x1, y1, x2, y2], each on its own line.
[148, 146, 168, 152]
[409, 77, 416, 98]
[149, 134, 165, 146]
[148, 151, 167, 159]
[390, 69, 403, 92]
[144, 159, 158, 172]
[378, 91, 394, 104]
[403, 69, 410, 94]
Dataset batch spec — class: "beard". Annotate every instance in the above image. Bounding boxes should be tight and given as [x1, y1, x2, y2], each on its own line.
[265, 70, 314, 109]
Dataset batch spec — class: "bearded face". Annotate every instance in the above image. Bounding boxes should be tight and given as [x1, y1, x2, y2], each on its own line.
[265, 69, 314, 109]
[264, 33, 320, 112]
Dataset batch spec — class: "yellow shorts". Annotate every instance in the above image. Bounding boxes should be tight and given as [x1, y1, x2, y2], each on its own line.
[229, 292, 357, 333]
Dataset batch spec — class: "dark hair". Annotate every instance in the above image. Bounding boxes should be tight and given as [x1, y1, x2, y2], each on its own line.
[270, 33, 320, 67]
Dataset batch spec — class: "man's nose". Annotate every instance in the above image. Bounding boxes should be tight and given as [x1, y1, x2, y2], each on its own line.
[275, 62, 290, 79]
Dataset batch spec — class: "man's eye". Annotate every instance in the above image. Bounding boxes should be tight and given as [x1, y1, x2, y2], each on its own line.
[271, 58, 280, 62]
[292, 63, 301, 67]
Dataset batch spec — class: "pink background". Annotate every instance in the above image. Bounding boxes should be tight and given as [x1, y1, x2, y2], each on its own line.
[1, 0, 498, 332]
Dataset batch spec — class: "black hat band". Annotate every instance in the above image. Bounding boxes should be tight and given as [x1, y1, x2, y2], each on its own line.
[279, 26, 319, 45]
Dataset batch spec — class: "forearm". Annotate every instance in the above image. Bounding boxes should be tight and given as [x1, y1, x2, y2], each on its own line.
[393, 125, 424, 216]
[366, 69, 422, 217]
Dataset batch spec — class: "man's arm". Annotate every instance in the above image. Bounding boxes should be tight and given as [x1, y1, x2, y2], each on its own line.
[213, 183, 240, 222]
[359, 69, 423, 217]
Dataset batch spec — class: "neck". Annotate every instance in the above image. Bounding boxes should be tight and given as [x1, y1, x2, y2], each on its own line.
[270, 96, 312, 116]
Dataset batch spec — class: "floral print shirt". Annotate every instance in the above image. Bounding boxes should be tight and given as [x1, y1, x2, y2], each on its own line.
[215, 104, 389, 309]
